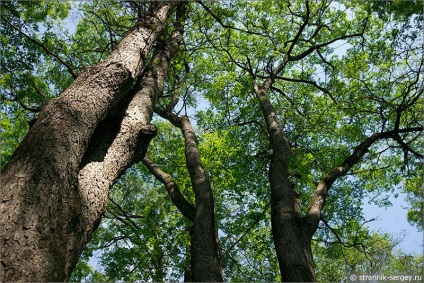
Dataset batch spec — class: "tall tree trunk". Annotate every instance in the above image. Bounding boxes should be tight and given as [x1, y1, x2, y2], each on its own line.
[179, 117, 223, 282]
[154, 107, 223, 282]
[254, 82, 316, 282]
[0, 3, 177, 281]
[253, 80, 422, 282]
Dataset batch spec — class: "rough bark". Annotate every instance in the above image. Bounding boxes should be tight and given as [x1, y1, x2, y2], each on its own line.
[179, 116, 223, 282]
[254, 82, 315, 282]
[77, 11, 185, 268]
[155, 108, 223, 282]
[0, 3, 176, 281]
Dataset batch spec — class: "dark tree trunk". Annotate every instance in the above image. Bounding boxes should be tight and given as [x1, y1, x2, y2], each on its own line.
[179, 117, 223, 282]
[154, 106, 223, 282]
[0, 3, 177, 281]
[254, 80, 423, 282]
[254, 82, 316, 282]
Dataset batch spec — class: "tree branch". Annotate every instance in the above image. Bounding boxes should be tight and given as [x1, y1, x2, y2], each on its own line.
[8, 84, 42, 113]
[275, 75, 337, 104]
[286, 0, 310, 57]
[222, 203, 270, 256]
[196, 1, 267, 37]
[109, 197, 141, 230]
[1, 14, 78, 79]
[317, 48, 336, 72]
[142, 154, 196, 222]
[393, 134, 423, 159]
[270, 86, 302, 114]
[306, 126, 423, 236]
[288, 32, 364, 62]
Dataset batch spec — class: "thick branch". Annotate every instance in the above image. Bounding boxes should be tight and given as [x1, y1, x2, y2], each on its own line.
[142, 154, 196, 222]
[306, 126, 423, 236]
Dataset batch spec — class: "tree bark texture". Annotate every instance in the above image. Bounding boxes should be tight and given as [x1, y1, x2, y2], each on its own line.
[179, 117, 223, 282]
[154, 107, 223, 282]
[0, 3, 177, 281]
[254, 82, 316, 282]
[254, 78, 423, 282]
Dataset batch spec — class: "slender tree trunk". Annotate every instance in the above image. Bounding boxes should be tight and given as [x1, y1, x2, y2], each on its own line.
[254, 82, 315, 282]
[179, 117, 223, 282]
[0, 3, 176, 281]
[154, 107, 223, 282]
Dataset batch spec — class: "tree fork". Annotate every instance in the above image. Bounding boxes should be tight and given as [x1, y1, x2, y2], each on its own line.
[254, 81, 316, 282]
[0, 2, 178, 281]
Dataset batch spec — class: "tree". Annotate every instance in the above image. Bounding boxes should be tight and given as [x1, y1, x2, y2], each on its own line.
[1, 1, 183, 280]
[1, 1, 422, 282]
[313, 230, 424, 282]
[143, 112, 223, 281]
[185, 1, 422, 281]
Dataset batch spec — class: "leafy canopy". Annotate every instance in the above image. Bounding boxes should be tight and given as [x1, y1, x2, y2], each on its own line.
[1, 1, 422, 281]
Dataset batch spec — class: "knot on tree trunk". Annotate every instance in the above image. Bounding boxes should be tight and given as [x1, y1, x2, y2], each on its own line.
[138, 124, 158, 138]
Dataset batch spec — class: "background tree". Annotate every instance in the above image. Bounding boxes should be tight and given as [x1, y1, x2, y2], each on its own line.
[184, 1, 422, 280]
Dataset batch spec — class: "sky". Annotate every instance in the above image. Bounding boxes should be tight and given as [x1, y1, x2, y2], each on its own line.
[363, 193, 422, 255]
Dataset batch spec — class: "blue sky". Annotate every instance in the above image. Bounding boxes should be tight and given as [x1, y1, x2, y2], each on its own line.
[363, 193, 422, 255]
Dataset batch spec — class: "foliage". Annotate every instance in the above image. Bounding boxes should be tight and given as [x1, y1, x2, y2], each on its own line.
[2, 0, 422, 281]
[313, 230, 423, 282]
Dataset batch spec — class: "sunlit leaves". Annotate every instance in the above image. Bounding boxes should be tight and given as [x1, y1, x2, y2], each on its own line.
[0, 111, 28, 169]
[404, 169, 424, 231]
[3, 0, 422, 281]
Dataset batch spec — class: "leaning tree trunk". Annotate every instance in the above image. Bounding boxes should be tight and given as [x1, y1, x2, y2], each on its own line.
[254, 81, 316, 282]
[0, 3, 177, 281]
